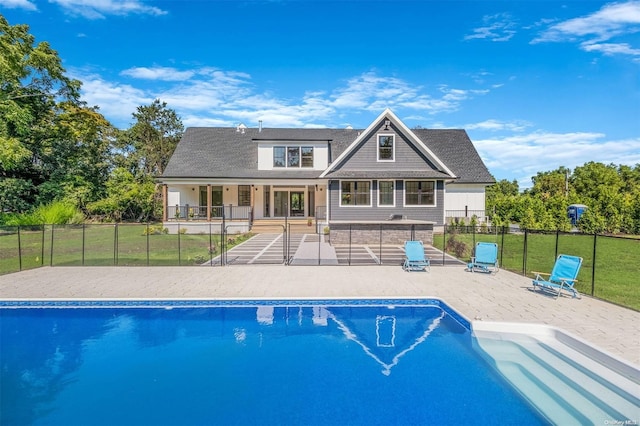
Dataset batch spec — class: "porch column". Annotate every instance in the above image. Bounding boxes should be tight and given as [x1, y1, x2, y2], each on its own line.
[206, 184, 211, 221]
[162, 184, 168, 222]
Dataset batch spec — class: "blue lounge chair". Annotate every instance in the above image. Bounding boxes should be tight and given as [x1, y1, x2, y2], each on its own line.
[467, 242, 499, 273]
[532, 254, 583, 299]
[403, 241, 430, 272]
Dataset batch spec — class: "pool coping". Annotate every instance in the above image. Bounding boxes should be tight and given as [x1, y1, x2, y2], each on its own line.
[0, 297, 472, 330]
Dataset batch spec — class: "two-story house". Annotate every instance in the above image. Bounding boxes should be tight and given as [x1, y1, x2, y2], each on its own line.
[159, 109, 494, 237]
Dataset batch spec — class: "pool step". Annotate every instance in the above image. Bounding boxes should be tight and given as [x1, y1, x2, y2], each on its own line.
[473, 329, 640, 425]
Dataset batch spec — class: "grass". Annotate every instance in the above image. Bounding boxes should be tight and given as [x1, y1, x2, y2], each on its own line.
[0, 224, 253, 273]
[434, 230, 639, 311]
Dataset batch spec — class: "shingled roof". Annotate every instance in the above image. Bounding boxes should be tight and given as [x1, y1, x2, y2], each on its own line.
[161, 126, 494, 184]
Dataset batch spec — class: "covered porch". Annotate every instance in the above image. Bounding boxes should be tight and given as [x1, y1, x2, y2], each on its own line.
[160, 182, 328, 229]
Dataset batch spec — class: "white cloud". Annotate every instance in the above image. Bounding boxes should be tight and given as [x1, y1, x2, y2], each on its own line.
[0, 0, 37, 10]
[532, 1, 640, 59]
[473, 131, 640, 186]
[50, 0, 167, 19]
[465, 119, 532, 132]
[581, 41, 640, 56]
[120, 66, 195, 81]
[76, 67, 493, 128]
[464, 13, 517, 42]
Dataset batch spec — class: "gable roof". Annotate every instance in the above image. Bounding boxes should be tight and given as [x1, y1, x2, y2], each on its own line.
[161, 113, 494, 184]
[320, 109, 455, 179]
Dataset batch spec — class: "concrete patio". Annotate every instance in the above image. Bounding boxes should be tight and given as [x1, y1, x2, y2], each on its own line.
[0, 265, 638, 366]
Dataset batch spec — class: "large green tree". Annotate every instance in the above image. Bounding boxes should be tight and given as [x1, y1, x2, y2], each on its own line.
[0, 15, 108, 213]
[117, 99, 183, 177]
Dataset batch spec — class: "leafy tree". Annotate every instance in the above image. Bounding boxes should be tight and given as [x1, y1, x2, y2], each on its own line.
[527, 167, 571, 200]
[39, 102, 114, 209]
[0, 15, 83, 213]
[118, 99, 183, 177]
[86, 168, 157, 222]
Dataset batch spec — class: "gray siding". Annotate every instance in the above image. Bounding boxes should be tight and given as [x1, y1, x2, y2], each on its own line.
[335, 123, 439, 172]
[328, 179, 445, 224]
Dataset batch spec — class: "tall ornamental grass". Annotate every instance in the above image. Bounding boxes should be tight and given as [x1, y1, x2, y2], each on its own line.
[1, 201, 84, 226]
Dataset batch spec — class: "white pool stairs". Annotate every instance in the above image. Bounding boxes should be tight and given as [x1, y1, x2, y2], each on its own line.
[472, 322, 640, 425]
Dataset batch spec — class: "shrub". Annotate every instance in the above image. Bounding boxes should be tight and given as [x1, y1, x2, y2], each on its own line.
[2, 201, 84, 225]
[142, 225, 168, 235]
[446, 232, 468, 258]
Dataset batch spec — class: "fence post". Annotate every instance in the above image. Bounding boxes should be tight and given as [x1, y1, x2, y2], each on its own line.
[318, 223, 321, 265]
[500, 226, 505, 267]
[555, 229, 559, 259]
[50, 224, 54, 266]
[146, 223, 150, 266]
[348, 224, 352, 266]
[591, 233, 597, 296]
[442, 225, 446, 265]
[523, 228, 528, 275]
[40, 225, 45, 266]
[114, 223, 119, 266]
[178, 223, 181, 266]
[379, 224, 383, 265]
[472, 225, 476, 247]
[82, 223, 86, 266]
[17, 226, 22, 271]
[209, 222, 213, 267]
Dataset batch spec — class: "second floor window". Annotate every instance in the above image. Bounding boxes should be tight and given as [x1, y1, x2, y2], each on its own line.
[274, 146, 314, 168]
[273, 147, 286, 167]
[378, 135, 394, 161]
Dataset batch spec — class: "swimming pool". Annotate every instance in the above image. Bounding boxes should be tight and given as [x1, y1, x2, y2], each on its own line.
[2, 299, 551, 425]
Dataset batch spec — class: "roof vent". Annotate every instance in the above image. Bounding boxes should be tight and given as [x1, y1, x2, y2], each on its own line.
[258, 120, 263, 133]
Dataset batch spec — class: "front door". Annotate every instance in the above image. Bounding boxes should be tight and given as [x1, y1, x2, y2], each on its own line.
[290, 192, 304, 217]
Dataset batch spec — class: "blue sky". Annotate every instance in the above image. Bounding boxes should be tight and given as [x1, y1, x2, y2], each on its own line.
[1, 0, 639, 187]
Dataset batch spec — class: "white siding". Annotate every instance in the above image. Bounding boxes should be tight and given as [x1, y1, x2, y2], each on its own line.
[257, 142, 329, 170]
[444, 183, 487, 212]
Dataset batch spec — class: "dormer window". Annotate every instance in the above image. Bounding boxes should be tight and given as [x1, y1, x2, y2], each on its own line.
[274, 146, 314, 168]
[378, 135, 394, 161]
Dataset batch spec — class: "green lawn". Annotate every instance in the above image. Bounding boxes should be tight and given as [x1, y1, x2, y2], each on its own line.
[0, 224, 252, 273]
[434, 230, 639, 311]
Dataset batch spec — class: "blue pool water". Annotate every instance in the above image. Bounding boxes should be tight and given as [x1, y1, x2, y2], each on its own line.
[1, 300, 546, 425]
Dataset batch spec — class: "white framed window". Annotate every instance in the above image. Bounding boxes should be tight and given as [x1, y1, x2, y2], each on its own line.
[378, 180, 395, 207]
[340, 180, 372, 207]
[273, 147, 286, 167]
[273, 146, 313, 168]
[404, 180, 435, 206]
[301, 147, 314, 167]
[377, 134, 394, 162]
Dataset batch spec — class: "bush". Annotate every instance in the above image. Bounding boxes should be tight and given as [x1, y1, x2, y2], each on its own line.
[446, 232, 468, 258]
[142, 225, 168, 235]
[2, 201, 84, 225]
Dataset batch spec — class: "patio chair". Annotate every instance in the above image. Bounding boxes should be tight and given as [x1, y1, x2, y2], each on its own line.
[402, 240, 430, 272]
[467, 242, 499, 273]
[532, 254, 583, 299]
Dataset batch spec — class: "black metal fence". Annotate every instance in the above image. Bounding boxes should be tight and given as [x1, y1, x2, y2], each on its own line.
[1, 223, 637, 310]
[439, 225, 638, 310]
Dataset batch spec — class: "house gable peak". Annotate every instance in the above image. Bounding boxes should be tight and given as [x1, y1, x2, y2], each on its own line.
[319, 108, 456, 178]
